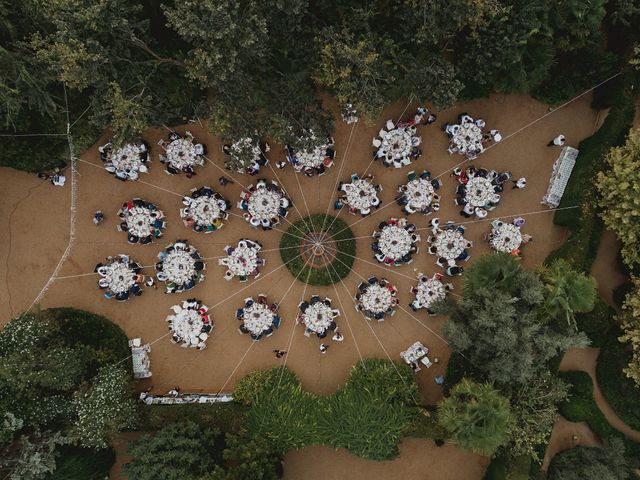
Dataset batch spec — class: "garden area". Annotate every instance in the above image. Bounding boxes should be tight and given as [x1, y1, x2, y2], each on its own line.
[2, 1, 640, 479]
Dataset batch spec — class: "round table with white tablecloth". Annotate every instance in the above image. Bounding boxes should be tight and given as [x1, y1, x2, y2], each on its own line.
[464, 176, 495, 207]
[490, 223, 523, 253]
[403, 178, 434, 211]
[414, 275, 446, 310]
[431, 229, 469, 260]
[342, 178, 379, 213]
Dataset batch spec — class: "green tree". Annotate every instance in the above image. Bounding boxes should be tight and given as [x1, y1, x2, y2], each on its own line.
[549, 0, 606, 53]
[547, 438, 635, 480]
[619, 276, 640, 388]
[124, 421, 225, 480]
[506, 371, 569, 460]
[437, 379, 512, 455]
[597, 128, 640, 268]
[540, 259, 596, 330]
[435, 253, 588, 386]
[402, 55, 464, 111]
[314, 27, 392, 121]
[71, 365, 137, 449]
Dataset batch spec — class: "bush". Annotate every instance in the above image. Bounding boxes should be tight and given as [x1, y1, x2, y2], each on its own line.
[547, 75, 635, 272]
[558, 371, 640, 459]
[532, 48, 617, 106]
[575, 297, 615, 347]
[139, 403, 249, 434]
[279, 214, 355, 286]
[482, 452, 530, 480]
[596, 330, 640, 431]
[47, 446, 115, 480]
[236, 359, 420, 460]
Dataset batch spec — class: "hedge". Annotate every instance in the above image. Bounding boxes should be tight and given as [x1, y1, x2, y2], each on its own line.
[558, 371, 640, 460]
[575, 297, 615, 347]
[595, 330, 640, 432]
[235, 359, 420, 460]
[47, 446, 115, 480]
[137, 402, 249, 434]
[279, 214, 355, 286]
[546, 74, 636, 273]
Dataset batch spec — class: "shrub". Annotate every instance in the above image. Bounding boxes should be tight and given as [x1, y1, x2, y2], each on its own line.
[237, 359, 420, 460]
[575, 297, 615, 347]
[595, 330, 640, 431]
[558, 371, 640, 459]
[47, 446, 115, 480]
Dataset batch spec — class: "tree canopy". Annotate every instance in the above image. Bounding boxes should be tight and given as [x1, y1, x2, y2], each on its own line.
[437, 378, 512, 455]
[435, 253, 590, 386]
[547, 439, 636, 480]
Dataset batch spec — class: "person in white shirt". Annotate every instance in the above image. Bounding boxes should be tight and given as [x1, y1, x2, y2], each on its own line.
[332, 332, 344, 342]
[475, 207, 488, 218]
[490, 130, 502, 142]
[548, 134, 566, 146]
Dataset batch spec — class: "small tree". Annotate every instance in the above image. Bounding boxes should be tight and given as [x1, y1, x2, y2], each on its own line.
[597, 128, 640, 268]
[540, 259, 596, 330]
[437, 378, 512, 455]
[619, 276, 640, 388]
[547, 438, 635, 480]
[124, 421, 225, 480]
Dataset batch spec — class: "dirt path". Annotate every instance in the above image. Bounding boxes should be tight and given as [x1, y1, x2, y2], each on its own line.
[109, 432, 142, 480]
[559, 347, 640, 443]
[542, 416, 602, 470]
[283, 439, 490, 480]
[590, 229, 626, 309]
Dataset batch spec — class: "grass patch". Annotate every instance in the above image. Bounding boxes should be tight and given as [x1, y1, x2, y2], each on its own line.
[558, 371, 640, 459]
[596, 330, 640, 432]
[235, 359, 420, 460]
[279, 214, 355, 286]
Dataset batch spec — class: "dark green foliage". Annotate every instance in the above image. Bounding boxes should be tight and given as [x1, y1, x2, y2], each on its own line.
[558, 371, 640, 460]
[47, 446, 115, 480]
[547, 77, 636, 272]
[138, 403, 249, 434]
[575, 297, 615, 347]
[482, 452, 530, 480]
[533, 48, 617, 105]
[124, 421, 225, 480]
[234, 359, 419, 460]
[279, 215, 355, 286]
[437, 253, 588, 386]
[547, 439, 636, 480]
[596, 330, 640, 431]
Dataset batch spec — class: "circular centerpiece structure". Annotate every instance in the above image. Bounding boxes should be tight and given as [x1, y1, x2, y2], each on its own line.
[280, 214, 355, 285]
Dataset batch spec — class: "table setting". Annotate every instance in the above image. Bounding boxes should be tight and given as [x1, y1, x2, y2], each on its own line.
[356, 278, 398, 320]
[373, 122, 421, 168]
[219, 240, 264, 280]
[464, 176, 496, 207]
[166, 299, 212, 350]
[446, 114, 487, 159]
[181, 187, 229, 233]
[298, 297, 338, 336]
[490, 222, 523, 253]
[400, 341, 429, 365]
[155, 242, 205, 293]
[287, 136, 335, 176]
[431, 229, 469, 260]
[239, 180, 290, 229]
[96, 254, 143, 301]
[341, 176, 380, 214]
[118, 199, 165, 243]
[411, 273, 448, 312]
[99, 142, 150, 181]
[403, 178, 435, 211]
[237, 296, 279, 340]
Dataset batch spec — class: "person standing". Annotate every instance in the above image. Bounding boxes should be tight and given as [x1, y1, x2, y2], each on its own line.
[93, 211, 104, 225]
[548, 134, 565, 146]
[319, 344, 328, 354]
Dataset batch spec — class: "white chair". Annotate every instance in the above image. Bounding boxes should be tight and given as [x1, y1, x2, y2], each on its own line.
[385, 120, 395, 130]
[372, 138, 382, 148]
[128, 338, 141, 347]
[421, 356, 433, 368]
[199, 333, 209, 341]
[171, 305, 182, 314]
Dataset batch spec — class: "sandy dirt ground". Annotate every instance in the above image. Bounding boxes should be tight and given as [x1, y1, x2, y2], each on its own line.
[1, 93, 605, 479]
[542, 416, 602, 471]
[283, 439, 490, 480]
[590, 229, 627, 309]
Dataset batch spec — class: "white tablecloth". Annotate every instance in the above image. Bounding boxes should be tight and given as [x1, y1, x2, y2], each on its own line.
[247, 188, 282, 221]
[226, 245, 259, 276]
[415, 277, 446, 309]
[124, 206, 155, 237]
[110, 144, 146, 172]
[400, 341, 429, 364]
[464, 176, 495, 207]
[361, 284, 394, 314]
[490, 223, 523, 253]
[302, 302, 334, 333]
[102, 262, 135, 294]
[243, 303, 275, 336]
[166, 138, 198, 169]
[344, 179, 378, 211]
[404, 178, 434, 210]
[432, 230, 467, 260]
[378, 225, 412, 260]
[162, 250, 196, 285]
